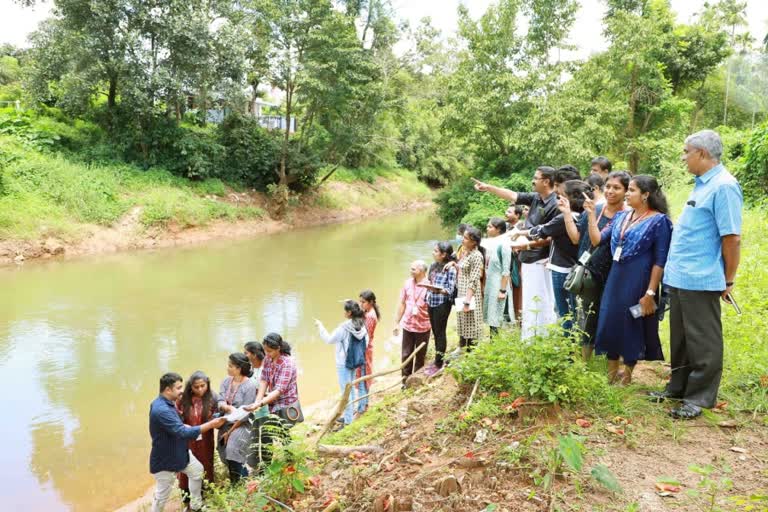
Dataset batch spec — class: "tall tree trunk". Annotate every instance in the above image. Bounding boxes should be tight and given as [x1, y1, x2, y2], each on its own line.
[107, 71, 118, 133]
[627, 69, 639, 175]
[723, 26, 736, 126]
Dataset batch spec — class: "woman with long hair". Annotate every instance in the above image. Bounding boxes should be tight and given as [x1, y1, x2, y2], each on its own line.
[357, 289, 380, 413]
[424, 242, 456, 372]
[244, 341, 265, 384]
[315, 300, 369, 427]
[216, 353, 257, 483]
[176, 371, 219, 505]
[593, 175, 672, 385]
[562, 171, 630, 360]
[455, 227, 485, 350]
[245, 333, 300, 470]
[483, 218, 511, 336]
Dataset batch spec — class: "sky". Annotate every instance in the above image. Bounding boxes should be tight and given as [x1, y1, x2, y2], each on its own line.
[1, 0, 768, 60]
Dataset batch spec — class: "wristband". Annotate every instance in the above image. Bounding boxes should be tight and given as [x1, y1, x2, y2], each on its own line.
[726, 281, 734, 287]
[499, 289, 507, 293]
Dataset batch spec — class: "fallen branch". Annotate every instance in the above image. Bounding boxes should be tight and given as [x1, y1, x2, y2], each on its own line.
[465, 378, 480, 411]
[317, 342, 427, 443]
[317, 444, 384, 457]
[264, 495, 294, 511]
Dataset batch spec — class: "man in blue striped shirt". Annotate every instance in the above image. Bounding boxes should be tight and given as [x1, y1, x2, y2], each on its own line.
[651, 130, 743, 420]
[149, 373, 225, 511]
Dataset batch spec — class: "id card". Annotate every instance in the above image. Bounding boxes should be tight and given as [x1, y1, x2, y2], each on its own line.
[578, 251, 591, 265]
[412, 306, 420, 316]
[613, 246, 623, 262]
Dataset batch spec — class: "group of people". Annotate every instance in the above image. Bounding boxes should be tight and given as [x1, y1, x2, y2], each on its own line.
[469, 129, 742, 421]
[148, 334, 300, 512]
[148, 129, 742, 511]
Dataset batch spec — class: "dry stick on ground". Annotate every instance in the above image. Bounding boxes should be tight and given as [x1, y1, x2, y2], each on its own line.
[317, 342, 427, 443]
[465, 378, 480, 410]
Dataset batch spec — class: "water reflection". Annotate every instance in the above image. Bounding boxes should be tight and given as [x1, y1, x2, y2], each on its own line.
[0, 212, 448, 511]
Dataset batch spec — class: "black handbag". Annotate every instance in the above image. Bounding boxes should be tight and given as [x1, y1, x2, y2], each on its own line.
[564, 263, 599, 298]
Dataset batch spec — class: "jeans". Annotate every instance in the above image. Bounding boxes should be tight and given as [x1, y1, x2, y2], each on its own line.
[336, 365, 356, 424]
[151, 451, 203, 512]
[551, 270, 577, 332]
[356, 366, 368, 414]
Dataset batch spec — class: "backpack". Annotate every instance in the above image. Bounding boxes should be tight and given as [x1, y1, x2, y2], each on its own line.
[344, 331, 367, 370]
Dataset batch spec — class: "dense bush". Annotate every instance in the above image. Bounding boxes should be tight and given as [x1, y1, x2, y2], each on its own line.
[740, 122, 768, 202]
[451, 326, 605, 404]
[217, 113, 280, 188]
[435, 172, 532, 228]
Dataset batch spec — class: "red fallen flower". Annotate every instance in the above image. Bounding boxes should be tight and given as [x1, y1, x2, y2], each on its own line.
[464, 451, 475, 458]
[284, 465, 296, 474]
[655, 482, 681, 493]
[308, 475, 321, 487]
[511, 397, 526, 408]
[575, 418, 592, 428]
[246, 480, 259, 495]
[715, 401, 728, 410]
[499, 391, 511, 398]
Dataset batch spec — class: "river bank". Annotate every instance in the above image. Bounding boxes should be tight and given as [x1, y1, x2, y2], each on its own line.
[0, 175, 435, 266]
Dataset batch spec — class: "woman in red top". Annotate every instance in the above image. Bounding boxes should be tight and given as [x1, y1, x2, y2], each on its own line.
[356, 289, 380, 414]
[176, 371, 219, 504]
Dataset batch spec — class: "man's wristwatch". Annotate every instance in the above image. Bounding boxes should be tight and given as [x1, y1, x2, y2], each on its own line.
[645, 289, 656, 297]
[726, 281, 734, 287]
[499, 289, 507, 294]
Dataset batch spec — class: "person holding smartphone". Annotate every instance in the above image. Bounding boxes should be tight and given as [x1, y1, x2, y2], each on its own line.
[650, 130, 743, 420]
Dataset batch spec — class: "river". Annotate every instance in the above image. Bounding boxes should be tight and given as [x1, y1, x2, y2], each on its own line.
[0, 211, 450, 511]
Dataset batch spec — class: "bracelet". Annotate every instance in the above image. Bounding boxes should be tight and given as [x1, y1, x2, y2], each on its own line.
[463, 302, 470, 306]
[499, 289, 507, 293]
[726, 281, 734, 287]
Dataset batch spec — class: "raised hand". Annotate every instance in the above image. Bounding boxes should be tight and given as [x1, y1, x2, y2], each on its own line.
[582, 192, 595, 215]
[471, 177, 489, 192]
[557, 195, 571, 213]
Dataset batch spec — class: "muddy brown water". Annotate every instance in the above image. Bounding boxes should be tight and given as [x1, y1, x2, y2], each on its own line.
[0, 212, 449, 511]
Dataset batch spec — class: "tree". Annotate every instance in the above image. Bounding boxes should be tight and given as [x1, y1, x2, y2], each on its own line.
[442, 0, 578, 172]
[716, 0, 748, 125]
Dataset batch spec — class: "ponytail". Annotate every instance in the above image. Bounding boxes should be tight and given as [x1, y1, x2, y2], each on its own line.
[263, 332, 291, 356]
[359, 289, 381, 320]
[632, 175, 669, 216]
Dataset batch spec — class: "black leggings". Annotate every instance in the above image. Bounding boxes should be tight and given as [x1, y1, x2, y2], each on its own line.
[226, 460, 248, 483]
[459, 337, 476, 351]
[429, 301, 452, 367]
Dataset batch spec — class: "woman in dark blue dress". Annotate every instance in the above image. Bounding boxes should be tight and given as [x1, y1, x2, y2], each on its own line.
[594, 175, 672, 385]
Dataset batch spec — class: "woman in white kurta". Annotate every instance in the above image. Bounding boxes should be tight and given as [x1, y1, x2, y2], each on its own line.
[482, 217, 512, 334]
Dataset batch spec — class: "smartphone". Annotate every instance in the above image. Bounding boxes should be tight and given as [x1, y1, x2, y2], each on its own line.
[725, 292, 742, 315]
[629, 304, 643, 319]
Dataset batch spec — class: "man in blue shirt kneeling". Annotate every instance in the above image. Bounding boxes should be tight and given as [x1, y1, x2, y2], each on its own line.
[651, 130, 743, 419]
[150, 372, 226, 511]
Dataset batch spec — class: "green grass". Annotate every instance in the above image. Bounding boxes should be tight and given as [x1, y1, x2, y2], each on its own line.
[315, 166, 433, 211]
[0, 136, 263, 239]
[322, 391, 403, 446]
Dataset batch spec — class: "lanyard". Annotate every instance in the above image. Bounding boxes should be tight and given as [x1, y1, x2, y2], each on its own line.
[619, 209, 651, 243]
[596, 203, 625, 225]
[411, 279, 426, 304]
[225, 377, 243, 405]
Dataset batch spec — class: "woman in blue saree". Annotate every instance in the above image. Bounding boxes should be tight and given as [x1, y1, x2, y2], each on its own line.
[589, 175, 673, 385]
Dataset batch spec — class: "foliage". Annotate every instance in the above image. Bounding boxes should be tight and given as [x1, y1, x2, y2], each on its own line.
[435, 173, 531, 229]
[739, 122, 768, 200]
[217, 113, 280, 187]
[450, 325, 606, 404]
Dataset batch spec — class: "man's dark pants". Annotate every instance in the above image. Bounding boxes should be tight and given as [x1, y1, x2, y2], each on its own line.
[401, 328, 430, 381]
[666, 287, 723, 408]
